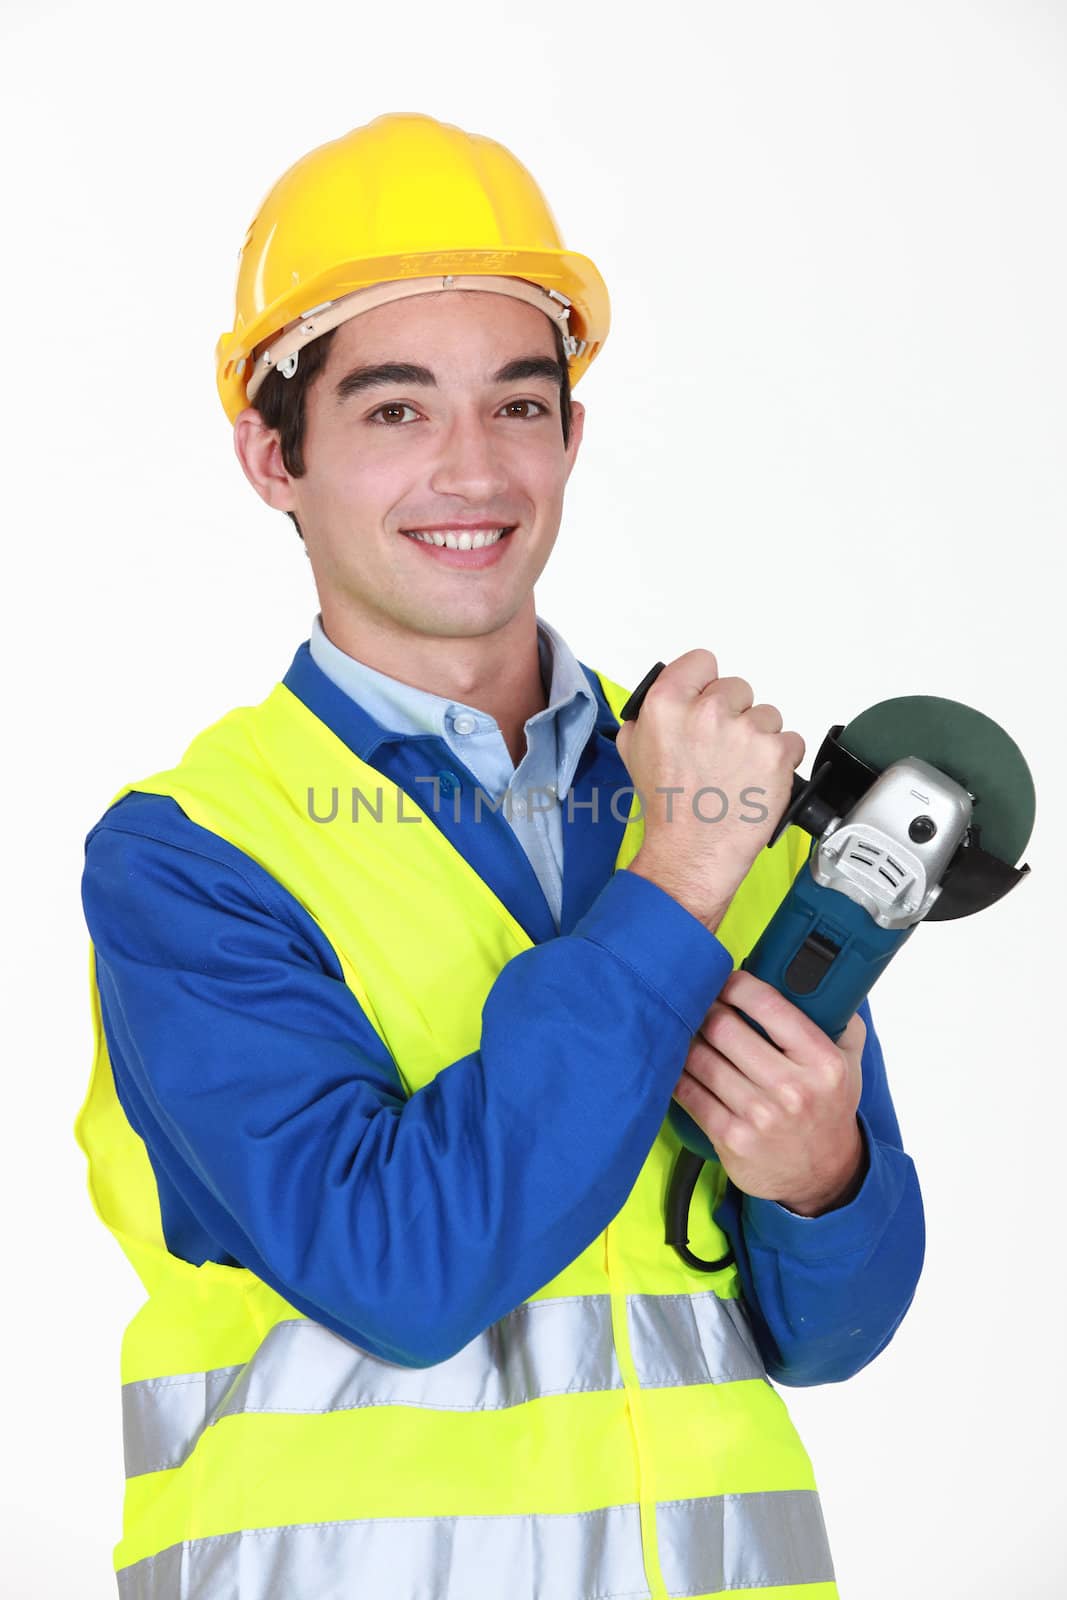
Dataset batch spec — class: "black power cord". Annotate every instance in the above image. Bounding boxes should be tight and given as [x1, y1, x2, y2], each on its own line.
[665, 1148, 736, 1272]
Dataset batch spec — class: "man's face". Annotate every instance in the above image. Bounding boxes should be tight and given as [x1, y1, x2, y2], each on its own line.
[270, 289, 584, 644]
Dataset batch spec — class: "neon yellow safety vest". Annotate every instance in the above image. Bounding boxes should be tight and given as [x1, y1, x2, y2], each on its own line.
[76, 666, 838, 1600]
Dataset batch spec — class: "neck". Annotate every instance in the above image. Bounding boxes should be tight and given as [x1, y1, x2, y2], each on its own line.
[318, 596, 548, 769]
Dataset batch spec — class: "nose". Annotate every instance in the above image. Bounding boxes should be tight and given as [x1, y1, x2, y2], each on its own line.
[429, 408, 509, 504]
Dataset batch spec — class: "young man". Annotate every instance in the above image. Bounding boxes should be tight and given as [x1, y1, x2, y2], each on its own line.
[78, 112, 923, 1599]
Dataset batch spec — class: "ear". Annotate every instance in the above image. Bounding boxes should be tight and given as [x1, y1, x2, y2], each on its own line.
[232, 408, 299, 513]
[563, 398, 586, 479]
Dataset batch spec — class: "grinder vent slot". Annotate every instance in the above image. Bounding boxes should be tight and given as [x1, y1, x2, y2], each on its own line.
[848, 845, 907, 889]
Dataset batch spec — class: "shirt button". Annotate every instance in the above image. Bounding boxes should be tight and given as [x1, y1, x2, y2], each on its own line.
[511, 796, 526, 818]
[452, 713, 477, 735]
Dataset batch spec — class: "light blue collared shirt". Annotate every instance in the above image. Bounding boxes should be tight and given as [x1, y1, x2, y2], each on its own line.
[309, 612, 600, 932]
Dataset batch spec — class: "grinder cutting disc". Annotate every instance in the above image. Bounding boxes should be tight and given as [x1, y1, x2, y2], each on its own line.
[839, 694, 1035, 866]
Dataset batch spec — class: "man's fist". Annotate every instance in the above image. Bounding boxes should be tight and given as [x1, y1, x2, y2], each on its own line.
[617, 649, 805, 933]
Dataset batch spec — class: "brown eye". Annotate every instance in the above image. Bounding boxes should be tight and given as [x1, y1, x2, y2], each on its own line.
[370, 402, 418, 424]
[500, 399, 548, 419]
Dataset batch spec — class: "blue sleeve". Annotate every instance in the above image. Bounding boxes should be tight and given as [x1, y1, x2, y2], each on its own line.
[81, 795, 735, 1370]
[714, 995, 925, 1386]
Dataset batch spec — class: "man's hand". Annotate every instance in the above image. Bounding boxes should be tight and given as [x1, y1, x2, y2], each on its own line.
[616, 649, 806, 933]
[672, 969, 867, 1217]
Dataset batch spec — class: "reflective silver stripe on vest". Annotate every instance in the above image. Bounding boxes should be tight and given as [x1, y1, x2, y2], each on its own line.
[123, 1291, 766, 1478]
[627, 1291, 768, 1389]
[116, 1492, 832, 1599]
[122, 1363, 244, 1482]
[658, 1491, 835, 1593]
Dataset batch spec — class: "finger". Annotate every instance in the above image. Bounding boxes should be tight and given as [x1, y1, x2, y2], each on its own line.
[835, 1009, 867, 1057]
[745, 703, 784, 734]
[673, 1068, 743, 1153]
[698, 999, 803, 1097]
[783, 729, 807, 767]
[717, 969, 843, 1066]
[685, 1036, 771, 1125]
[657, 650, 720, 703]
[703, 675, 754, 715]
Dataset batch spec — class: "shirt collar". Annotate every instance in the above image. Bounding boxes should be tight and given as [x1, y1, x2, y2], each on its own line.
[285, 614, 620, 768]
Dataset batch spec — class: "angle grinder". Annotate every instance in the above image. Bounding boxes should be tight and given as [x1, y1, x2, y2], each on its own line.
[615, 663, 1036, 1269]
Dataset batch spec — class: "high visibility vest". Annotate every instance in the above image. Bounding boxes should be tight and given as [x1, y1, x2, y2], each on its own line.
[76, 666, 838, 1600]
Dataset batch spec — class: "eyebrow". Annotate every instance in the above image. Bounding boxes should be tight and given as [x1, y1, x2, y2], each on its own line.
[334, 355, 565, 403]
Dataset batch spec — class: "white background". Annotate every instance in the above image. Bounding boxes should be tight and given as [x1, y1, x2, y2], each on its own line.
[2, 1, 1063, 1594]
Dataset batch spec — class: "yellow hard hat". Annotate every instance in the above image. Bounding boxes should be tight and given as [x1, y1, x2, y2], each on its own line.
[215, 112, 611, 424]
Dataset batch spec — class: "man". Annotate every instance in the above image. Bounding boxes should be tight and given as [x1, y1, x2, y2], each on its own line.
[78, 112, 923, 1599]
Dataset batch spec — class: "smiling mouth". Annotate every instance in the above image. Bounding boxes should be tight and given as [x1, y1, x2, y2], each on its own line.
[399, 525, 517, 550]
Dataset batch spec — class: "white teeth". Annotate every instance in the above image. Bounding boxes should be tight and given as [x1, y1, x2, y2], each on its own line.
[403, 527, 508, 550]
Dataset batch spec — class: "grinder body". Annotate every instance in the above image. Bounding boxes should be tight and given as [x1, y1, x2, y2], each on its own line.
[667, 753, 972, 1161]
[745, 856, 914, 1039]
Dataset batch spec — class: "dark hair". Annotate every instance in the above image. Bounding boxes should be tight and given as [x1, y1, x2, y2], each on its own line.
[251, 315, 574, 543]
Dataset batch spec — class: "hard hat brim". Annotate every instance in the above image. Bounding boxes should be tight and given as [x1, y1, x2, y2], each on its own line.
[216, 248, 610, 425]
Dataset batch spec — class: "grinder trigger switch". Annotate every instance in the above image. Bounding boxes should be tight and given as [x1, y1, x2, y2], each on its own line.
[783, 931, 841, 996]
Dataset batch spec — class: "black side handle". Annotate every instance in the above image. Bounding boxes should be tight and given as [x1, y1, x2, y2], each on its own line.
[618, 661, 667, 725]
